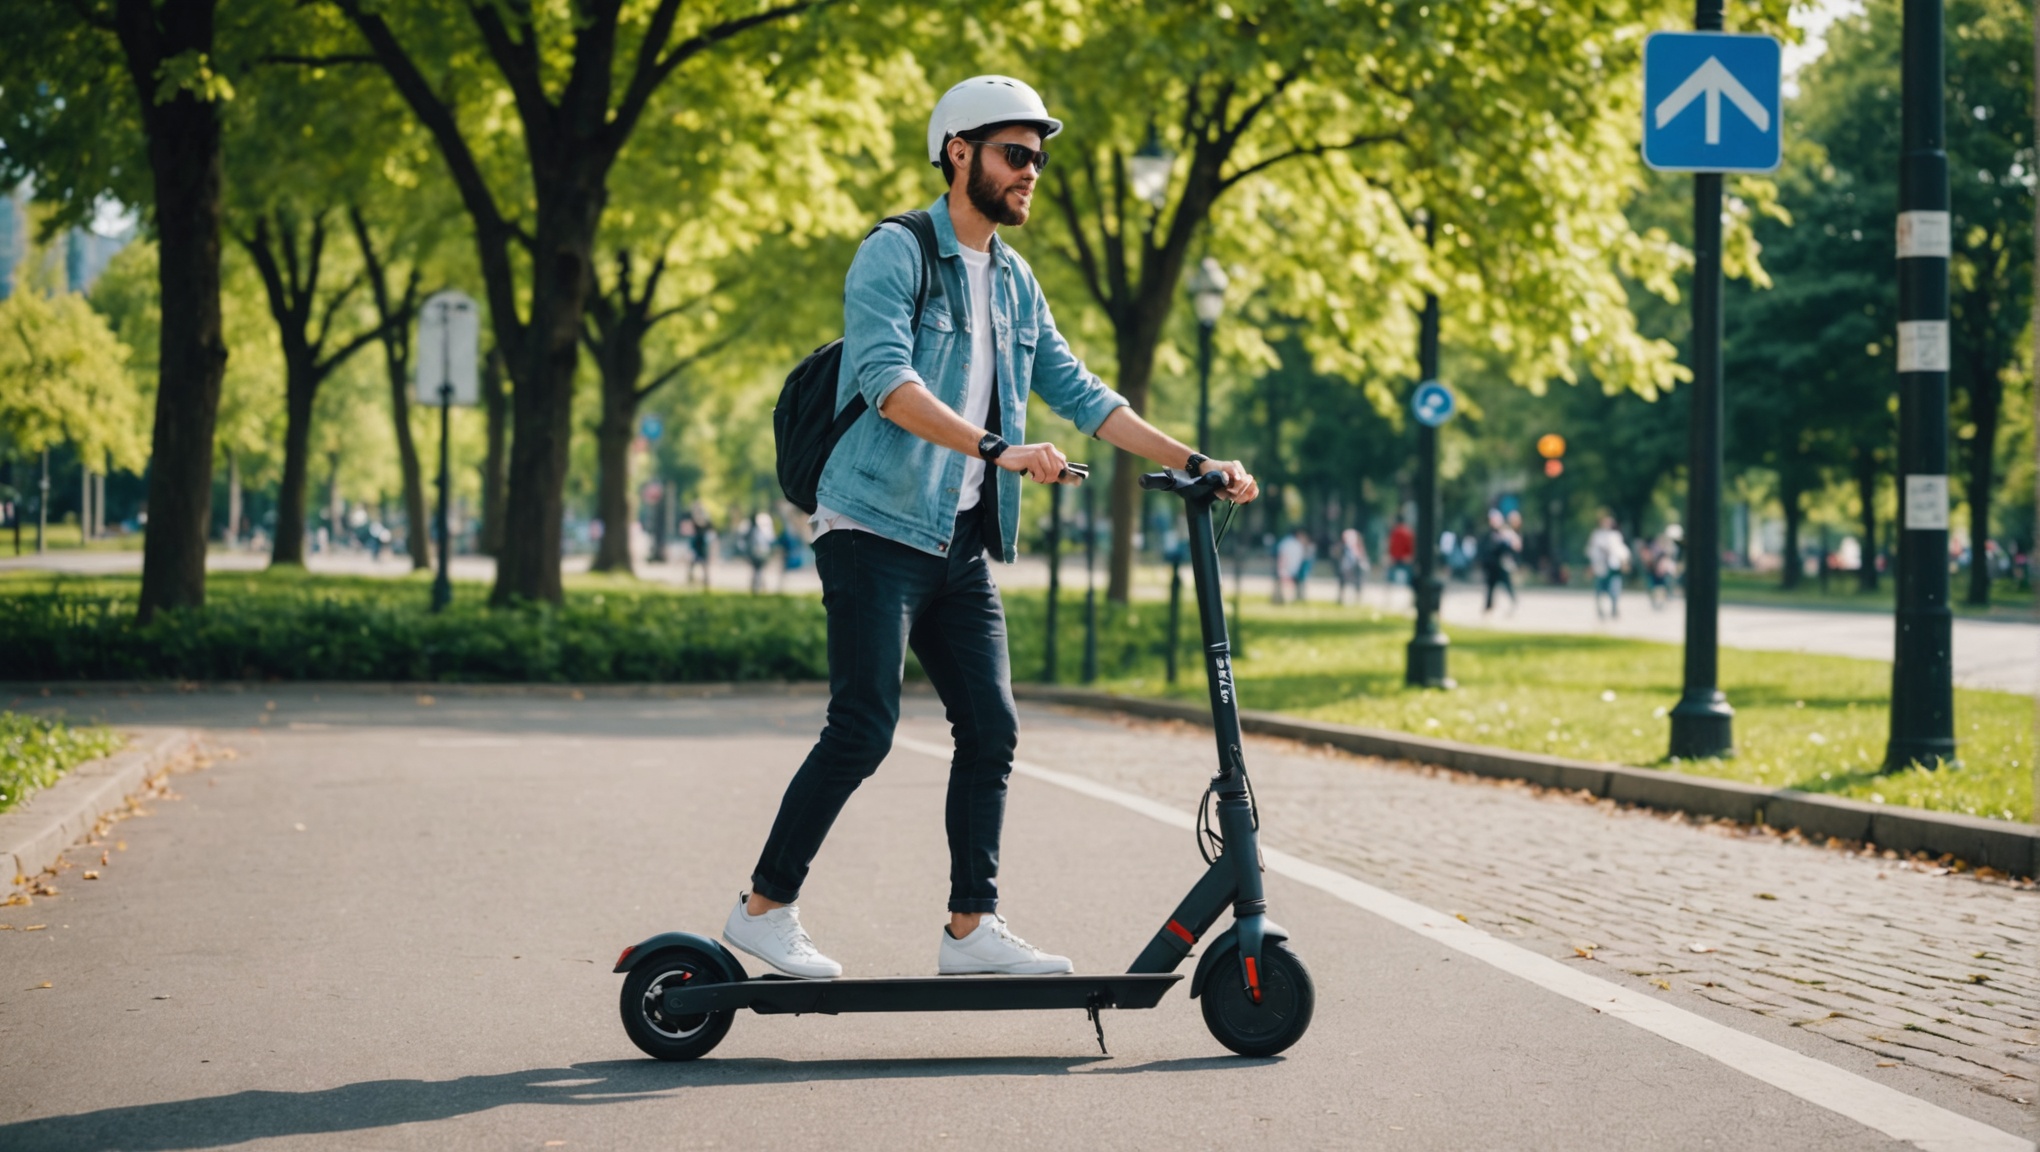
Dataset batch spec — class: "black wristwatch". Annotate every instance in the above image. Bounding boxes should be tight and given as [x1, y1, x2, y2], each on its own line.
[978, 432, 1009, 461]
[1184, 452, 1211, 474]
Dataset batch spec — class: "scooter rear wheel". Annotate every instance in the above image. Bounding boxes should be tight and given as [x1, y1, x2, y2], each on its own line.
[619, 947, 735, 1061]
[1200, 941, 1314, 1057]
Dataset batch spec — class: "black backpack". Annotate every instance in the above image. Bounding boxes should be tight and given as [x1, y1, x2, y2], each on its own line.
[773, 210, 941, 514]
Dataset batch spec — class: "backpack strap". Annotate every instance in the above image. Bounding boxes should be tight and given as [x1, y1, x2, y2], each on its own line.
[874, 208, 941, 330]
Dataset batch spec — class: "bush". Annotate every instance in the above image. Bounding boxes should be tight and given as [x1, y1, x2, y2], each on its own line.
[1, 712, 126, 814]
[0, 576, 830, 684]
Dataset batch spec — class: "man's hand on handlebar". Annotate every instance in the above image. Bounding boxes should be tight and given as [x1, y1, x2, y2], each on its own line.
[995, 442, 1077, 485]
[1193, 457, 1259, 504]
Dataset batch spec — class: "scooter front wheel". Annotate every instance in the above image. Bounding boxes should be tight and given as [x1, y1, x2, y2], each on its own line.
[619, 947, 735, 1061]
[1201, 941, 1314, 1057]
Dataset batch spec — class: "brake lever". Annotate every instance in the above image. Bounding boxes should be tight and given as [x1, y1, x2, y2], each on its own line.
[1058, 462, 1090, 483]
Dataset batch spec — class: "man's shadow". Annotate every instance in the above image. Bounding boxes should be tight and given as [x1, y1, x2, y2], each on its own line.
[0, 1055, 1262, 1150]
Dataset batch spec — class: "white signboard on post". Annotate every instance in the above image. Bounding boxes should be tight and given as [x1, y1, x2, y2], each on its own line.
[415, 290, 480, 407]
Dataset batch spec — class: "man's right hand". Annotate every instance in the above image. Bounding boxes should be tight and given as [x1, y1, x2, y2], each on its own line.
[995, 442, 1072, 485]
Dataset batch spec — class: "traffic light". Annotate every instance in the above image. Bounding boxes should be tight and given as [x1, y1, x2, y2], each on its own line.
[1537, 433, 1565, 477]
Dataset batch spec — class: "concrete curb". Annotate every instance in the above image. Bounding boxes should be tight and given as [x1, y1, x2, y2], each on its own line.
[4, 681, 831, 702]
[1013, 684, 2040, 879]
[1, 728, 200, 885]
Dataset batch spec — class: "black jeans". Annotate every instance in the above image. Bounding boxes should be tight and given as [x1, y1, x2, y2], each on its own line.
[750, 509, 1018, 913]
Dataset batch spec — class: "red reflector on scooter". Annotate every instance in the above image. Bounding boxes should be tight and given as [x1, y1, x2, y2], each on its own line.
[615, 945, 636, 968]
[1166, 919, 1196, 945]
[1244, 956, 1261, 1003]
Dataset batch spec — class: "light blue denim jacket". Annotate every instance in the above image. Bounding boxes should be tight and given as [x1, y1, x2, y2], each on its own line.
[816, 196, 1128, 562]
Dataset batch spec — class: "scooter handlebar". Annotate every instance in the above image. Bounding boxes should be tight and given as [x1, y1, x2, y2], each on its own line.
[1139, 468, 1230, 495]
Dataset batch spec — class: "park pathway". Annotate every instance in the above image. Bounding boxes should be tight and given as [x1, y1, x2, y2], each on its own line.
[0, 686, 2030, 1150]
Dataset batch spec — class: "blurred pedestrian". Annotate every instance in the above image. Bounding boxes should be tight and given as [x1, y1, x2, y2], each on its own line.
[686, 501, 713, 587]
[747, 509, 776, 594]
[1387, 515, 1414, 585]
[1336, 528, 1369, 605]
[1587, 513, 1631, 620]
[1480, 509, 1519, 615]
[1274, 527, 1311, 603]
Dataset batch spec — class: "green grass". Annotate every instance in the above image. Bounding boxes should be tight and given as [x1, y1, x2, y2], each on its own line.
[0, 712, 126, 815]
[2, 522, 147, 553]
[1715, 570, 2034, 621]
[1004, 597, 2033, 824]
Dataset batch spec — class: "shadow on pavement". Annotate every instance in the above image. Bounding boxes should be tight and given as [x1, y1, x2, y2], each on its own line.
[0, 1055, 1267, 1149]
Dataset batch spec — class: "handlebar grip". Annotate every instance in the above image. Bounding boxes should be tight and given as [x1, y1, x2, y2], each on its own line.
[1138, 471, 1175, 491]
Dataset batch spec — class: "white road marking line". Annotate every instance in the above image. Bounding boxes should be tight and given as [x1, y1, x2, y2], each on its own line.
[894, 735, 2031, 1152]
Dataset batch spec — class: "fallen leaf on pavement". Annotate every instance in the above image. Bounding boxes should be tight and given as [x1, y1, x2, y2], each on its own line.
[1876, 1061, 1898, 1067]
[1651, 979, 1671, 990]
[1573, 946, 1596, 960]
[1453, 912, 1468, 923]
[1688, 943, 1716, 953]
[24, 925, 47, 931]
[1755, 893, 1777, 900]
[82, 872, 100, 880]
[416, 694, 436, 706]
[1, 894, 26, 908]
[100, 851, 109, 866]
[32, 981, 51, 989]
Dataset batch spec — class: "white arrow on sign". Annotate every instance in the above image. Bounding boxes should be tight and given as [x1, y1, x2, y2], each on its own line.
[1654, 56, 1770, 145]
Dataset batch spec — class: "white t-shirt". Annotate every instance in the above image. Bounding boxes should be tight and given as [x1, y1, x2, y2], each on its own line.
[954, 243, 998, 512]
[814, 241, 999, 537]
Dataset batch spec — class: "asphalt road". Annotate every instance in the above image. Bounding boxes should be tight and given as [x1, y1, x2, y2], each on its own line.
[0, 687, 2032, 1151]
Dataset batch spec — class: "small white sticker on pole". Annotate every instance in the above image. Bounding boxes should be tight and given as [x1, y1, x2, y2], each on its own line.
[1895, 210, 1951, 258]
[1904, 475, 1949, 530]
[1895, 320, 1949, 373]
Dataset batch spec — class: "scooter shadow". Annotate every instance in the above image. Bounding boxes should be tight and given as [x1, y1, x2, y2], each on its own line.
[0, 1056, 1273, 1150]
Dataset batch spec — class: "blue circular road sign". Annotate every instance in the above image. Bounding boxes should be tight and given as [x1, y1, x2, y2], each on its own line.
[1411, 380, 1456, 428]
[639, 415, 665, 441]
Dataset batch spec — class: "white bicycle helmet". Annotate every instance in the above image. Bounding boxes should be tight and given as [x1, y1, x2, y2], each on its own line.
[926, 75, 1063, 168]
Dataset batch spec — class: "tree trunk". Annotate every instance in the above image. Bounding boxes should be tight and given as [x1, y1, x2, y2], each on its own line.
[123, 0, 226, 621]
[1855, 446, 1879, 593]
[489, 177, 605, 606]
[225, 450, 241, 548]
[1779, 477, 1804, 590]
[590, 314, 646, 575]
[1963, 369, 2003, 606]
[1105, 292, 1168, 604]
[591, 413, 635, 574]
[270, 363, 316, 566]
[479, 347, 508, 558]
[388, 357, 431, 570]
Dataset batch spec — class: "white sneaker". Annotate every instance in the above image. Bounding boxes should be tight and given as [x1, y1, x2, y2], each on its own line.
[938, 914, 1074, 975]
[722, 894, 842, 979]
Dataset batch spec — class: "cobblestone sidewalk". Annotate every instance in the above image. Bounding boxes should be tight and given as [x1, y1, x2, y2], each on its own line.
[988, 707, 2039, 1106]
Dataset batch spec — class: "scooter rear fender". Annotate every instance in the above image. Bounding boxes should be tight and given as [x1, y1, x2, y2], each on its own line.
[613, 932, 749, 981]
[1187, 919, 1289, 999]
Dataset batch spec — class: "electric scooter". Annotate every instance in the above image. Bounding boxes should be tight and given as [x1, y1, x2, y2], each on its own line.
[612, 466, 1313, 1060]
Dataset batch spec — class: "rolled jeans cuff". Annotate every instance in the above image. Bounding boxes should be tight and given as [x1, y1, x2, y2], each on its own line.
[749, 873, 802, 906]
[947, 897, 999, 914]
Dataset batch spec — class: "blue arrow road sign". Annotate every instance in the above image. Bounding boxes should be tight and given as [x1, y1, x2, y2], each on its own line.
[1411, 381, 1455, 428]
[1643, 32, 1781, 173]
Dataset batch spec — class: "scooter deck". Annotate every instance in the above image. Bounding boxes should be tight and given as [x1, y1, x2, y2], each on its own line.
[664, 972, 1182, 1017]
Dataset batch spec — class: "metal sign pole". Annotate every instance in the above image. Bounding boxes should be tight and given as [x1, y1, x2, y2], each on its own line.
[1886, 0, 1956, 768]
[1405, 290, 1452, 689]
[1669, 0, 1736, 759]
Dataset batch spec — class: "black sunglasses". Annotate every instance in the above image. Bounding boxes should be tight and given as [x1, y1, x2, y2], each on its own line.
[966, 138, 1049, 174]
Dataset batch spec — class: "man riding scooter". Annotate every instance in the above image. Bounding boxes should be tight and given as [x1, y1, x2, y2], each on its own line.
[724, 75, 1259, 979]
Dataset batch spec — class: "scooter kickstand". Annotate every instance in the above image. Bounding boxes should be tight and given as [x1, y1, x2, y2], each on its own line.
[1085, 994, 1108, 1056]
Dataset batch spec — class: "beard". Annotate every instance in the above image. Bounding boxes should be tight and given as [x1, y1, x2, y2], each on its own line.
[966, 147, 1030, 227]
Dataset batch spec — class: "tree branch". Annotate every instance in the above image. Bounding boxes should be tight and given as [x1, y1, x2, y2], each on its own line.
[605, 0, 818, 152]
[1220, 131, 1405, 190]
[468, 0, 553, 154]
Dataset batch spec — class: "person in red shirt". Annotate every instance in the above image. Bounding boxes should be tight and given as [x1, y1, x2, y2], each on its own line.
[1387, 515, 1415, 585]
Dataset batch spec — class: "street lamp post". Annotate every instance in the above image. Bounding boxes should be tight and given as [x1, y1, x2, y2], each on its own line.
[1886, 0, 1956, 769]
[1668, 0, 1737, 760]
[1044, 484, 1062, 683]
[1188, 257, 1228, 453]
[1130, 127, 1174, 212]
[1082, 474, 1099, 684]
